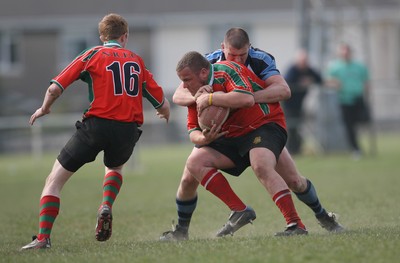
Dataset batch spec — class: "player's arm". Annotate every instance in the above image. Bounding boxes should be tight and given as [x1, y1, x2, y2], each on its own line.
[187, 106, 227, 146]
[209, 91, 254, 108]
[253, 75, 291, 104]
[172, 83, 195, 106]
[174, 83, 214, 106]
[196, 91, 254, 114]
[189, 125, 227, 146]
[156, 98, 171, 123]
[142, 68, 171, 123]
[29, 83, 63, 125]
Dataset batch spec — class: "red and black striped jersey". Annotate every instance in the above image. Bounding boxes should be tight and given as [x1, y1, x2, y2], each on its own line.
[51, 41, 165, 124]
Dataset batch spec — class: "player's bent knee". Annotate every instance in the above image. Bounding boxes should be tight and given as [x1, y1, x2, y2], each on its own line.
[287, 179, 305, 192]
[180, 173, 199, 186]
[185, 155, 204, 175]
[251, 163, 274, 179]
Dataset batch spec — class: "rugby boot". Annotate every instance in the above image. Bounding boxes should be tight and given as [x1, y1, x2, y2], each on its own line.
[216, 206, 256, 237]
[95, 205, 113, 241]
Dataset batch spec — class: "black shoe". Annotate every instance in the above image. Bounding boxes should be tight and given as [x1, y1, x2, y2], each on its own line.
[317, 212, 345, 233]
[216, 206, 256, 237]
[160, 224, 189, 241]
[20, 235, 51, 250]
[274, 223, 308, 236]
[95, 205, 113, 241]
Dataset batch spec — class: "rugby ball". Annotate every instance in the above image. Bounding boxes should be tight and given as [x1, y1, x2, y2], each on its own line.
[198, 105, 230, 131]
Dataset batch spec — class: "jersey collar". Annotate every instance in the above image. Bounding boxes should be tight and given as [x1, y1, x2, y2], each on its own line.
[220, 52, 226, 62]
[103, 40, 122, 48]
[207, 64, 214, 86]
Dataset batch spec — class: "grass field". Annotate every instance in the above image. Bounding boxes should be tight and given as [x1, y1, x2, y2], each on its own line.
[1, 133, 400, 263]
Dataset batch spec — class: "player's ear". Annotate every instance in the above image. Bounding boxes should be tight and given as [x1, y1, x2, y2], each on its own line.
[120, 33, 129, 46]
[199, 68, 208, 80]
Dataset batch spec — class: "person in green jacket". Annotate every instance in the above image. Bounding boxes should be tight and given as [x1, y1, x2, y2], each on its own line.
[326, 43, 370, 158]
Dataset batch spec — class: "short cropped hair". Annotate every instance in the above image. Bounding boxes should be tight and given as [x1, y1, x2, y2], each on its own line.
[224, 28, 250, 49]
[176, 51, 210, 73]
[98, 13, 128, 41]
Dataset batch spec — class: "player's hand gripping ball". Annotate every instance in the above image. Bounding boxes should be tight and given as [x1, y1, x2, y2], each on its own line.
[198, 92, 230, 131]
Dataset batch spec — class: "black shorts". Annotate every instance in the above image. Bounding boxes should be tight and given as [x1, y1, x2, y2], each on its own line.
[202, 123, 287, 177]
[57, 117, 142, 172]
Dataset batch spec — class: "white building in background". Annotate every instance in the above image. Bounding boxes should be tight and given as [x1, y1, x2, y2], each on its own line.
[0, 0, 399, 151]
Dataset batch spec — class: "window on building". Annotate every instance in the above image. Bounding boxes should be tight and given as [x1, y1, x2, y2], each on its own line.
[59, 28, 99, 69]
[0, 31, 22, 75]
[126, 27, 152, 69]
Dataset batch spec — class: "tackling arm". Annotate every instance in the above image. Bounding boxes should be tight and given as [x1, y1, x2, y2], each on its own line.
[172, 83, 196, 106]
[196, 91, 254, 114]
[253, 75, 291, 104]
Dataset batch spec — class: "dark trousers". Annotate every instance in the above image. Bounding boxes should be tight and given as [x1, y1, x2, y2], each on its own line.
[285, 107, 303, 155]
[340, 104, 361, 152]
[286, 118, 302, 155]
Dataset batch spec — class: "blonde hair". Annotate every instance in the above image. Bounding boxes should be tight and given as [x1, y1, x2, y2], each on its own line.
[98, 13, 128, 41]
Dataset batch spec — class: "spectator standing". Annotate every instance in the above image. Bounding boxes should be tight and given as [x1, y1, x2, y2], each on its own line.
[326, 43, 370, 158]
[284, 49, 322, 154]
